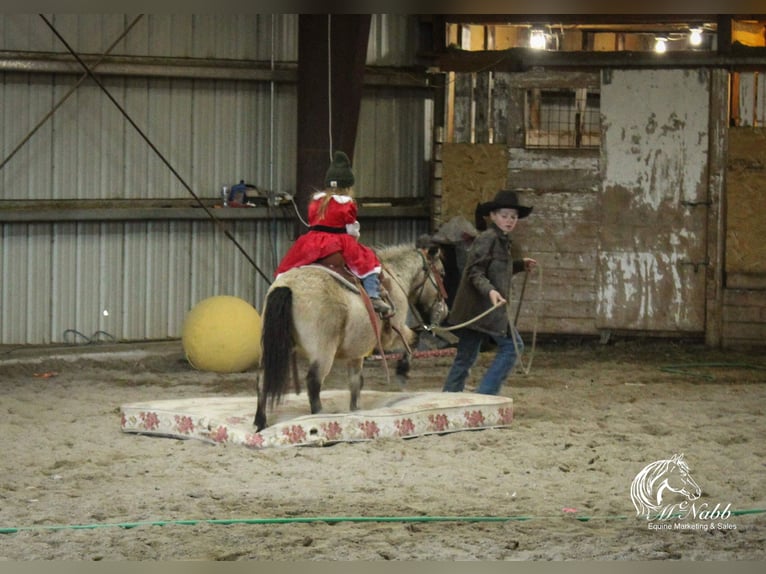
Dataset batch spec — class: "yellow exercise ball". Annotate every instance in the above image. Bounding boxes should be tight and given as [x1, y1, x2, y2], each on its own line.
[182, 295, 262, 373]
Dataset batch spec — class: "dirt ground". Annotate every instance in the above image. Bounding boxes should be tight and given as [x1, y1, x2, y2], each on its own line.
[0, 336, 764, 561]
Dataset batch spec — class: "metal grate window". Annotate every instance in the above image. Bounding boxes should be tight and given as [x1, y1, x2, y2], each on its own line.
[525, 88, 601, 149]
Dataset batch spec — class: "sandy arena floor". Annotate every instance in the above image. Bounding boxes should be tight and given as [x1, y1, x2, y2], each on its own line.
[0, 337, 764, 560]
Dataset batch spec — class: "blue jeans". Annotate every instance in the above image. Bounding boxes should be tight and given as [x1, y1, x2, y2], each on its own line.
[361, 273, 381, 298]
[442, 327, 523, 395]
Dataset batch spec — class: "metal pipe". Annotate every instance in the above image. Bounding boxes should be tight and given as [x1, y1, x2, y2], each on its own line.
[0, 51, 296, 82]
[0, 51, 432, 87]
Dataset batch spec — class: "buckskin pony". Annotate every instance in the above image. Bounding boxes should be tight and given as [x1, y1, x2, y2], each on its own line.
[254, 243, 448, 431]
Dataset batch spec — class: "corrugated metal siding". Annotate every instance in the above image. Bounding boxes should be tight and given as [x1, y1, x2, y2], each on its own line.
[1, 74, 297, 200]
[366, 14, 420, 67]
[1, 14, 299, 61]
[0, 219, 291, 344]
[0, 14, 432, 345]
[359, 14, 432, 200]
[356, 90, 432, 199]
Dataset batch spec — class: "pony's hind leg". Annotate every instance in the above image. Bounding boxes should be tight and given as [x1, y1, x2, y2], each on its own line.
[306, 361, 324, 414]
[253, 370, 267, 431]
[347, 358, 364, 411]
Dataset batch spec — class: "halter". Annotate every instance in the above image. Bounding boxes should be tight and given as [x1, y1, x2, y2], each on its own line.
[403, 249, 448, 331]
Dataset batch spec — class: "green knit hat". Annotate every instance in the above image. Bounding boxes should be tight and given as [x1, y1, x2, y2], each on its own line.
[324, 150, 355, 189]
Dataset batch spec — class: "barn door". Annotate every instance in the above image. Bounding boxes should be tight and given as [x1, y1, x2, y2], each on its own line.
[597, 69, 709, 334]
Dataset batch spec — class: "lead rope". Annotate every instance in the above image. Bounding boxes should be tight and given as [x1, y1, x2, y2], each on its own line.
[508, 264, 542, 375]
[430, 264, 542, 375]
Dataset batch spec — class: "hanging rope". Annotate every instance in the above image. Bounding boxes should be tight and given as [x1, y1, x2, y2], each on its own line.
[37, 14, 272, 288]
[327, 15, 333, 161]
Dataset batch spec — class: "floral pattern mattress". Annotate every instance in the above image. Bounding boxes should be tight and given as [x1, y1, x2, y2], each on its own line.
[120, 390, 513, 449]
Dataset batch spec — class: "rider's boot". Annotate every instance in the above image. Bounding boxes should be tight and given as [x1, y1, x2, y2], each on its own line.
[370, 296, 393, 317]
[362, 273, 394, 318]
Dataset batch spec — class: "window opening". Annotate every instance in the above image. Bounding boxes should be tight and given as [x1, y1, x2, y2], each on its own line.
[525, 88, 601, 149]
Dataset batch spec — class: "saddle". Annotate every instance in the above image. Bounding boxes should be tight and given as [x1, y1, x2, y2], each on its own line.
[313, 252, 395, 319]
[314, 252, 356, 283]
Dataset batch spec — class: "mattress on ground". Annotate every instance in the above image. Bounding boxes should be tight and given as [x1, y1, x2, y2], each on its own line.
[120, 390, 513, 449]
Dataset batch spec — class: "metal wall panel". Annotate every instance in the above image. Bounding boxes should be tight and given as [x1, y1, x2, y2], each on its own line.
[355, 88, 432, 199]
[3, 14, 418, 68]
[0, 14, 433, 345]
[1, 74, 298, 201]
[1, 14, 299, 62]
[0, 216, 429, 345]
[366, 14, 420, 67]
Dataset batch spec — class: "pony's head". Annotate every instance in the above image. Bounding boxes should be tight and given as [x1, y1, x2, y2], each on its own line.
[411, 245, 449, 326]
[377, 243, 449, 328]
[631, 453, 702, 519]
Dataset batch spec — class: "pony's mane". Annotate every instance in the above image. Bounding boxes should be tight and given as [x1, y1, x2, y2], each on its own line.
[375, 242, 417, 264]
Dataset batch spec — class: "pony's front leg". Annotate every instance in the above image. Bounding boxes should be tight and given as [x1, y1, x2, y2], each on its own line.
[395, 351, 411, 389]
[347, 358, 364, 411]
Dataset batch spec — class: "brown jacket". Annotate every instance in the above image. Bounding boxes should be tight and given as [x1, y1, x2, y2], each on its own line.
[447, 225, 525, 337]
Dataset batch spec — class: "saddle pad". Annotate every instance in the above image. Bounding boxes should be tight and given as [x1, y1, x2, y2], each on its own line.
[120, 390, 513, 449]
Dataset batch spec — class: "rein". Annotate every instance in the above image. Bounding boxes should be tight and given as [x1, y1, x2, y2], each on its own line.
[384, 249, 447, 333]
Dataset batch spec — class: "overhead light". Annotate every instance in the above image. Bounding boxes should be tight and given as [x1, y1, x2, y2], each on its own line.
[654, 36, 668, 53]
[689, 28, 703, 46]
[530, 29, 547, 50]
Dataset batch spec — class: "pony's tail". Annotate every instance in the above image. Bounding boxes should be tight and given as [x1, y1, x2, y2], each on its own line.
[261, 286, 293, 408]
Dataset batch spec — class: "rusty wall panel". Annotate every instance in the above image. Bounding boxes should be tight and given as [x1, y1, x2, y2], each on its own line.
[598, 69, 710, 333]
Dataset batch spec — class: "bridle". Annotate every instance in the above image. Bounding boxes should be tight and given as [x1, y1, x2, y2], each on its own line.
[405, 248, 448, 331]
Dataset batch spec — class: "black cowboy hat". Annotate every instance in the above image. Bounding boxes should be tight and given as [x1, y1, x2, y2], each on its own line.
[481, 189, 533, 219]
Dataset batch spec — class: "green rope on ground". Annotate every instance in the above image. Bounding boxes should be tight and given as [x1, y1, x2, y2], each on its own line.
[1, 508, 763, 534]
[660, 362, 766, 380]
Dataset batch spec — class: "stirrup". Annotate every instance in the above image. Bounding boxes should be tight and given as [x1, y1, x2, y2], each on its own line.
[371, 297, 394, 318]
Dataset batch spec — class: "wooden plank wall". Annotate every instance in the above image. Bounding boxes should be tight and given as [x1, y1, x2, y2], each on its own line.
[439, 70, 602, 336]
[440, 68, 766, 348]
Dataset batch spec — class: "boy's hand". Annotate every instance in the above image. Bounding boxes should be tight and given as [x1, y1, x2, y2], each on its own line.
[523, 257, 537, 272]
[489, 289, 507, 306]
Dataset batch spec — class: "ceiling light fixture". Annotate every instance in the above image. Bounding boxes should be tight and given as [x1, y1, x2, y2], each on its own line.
[689, 28, 703, 46]
[530, 29, 547, 50]
[654, 36, 668, 53]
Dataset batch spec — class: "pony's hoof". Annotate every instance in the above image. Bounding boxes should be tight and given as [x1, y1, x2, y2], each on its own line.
[254, 413, 267, 432]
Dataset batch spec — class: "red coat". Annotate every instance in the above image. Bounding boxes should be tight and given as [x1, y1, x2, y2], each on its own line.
[275, 192, 381, 278]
